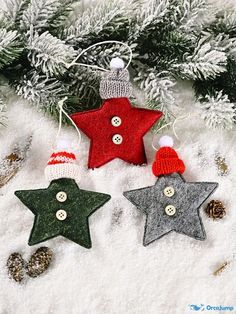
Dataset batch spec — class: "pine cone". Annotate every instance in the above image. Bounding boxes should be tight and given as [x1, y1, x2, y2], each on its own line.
[7, 253, 24, 282]
[205, 200, 226, 219]
[26, 247, 53, 278]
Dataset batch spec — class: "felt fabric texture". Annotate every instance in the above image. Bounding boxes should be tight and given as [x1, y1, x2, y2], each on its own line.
[123, 173, 218, 246]
[70, 97, 162, 168]
[15, 178, 111, 248]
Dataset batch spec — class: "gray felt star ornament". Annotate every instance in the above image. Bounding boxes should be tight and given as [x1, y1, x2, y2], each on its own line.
[123, 173, 218, 246]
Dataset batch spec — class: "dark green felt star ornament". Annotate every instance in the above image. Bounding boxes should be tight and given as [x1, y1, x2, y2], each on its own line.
[123, 136, 218, 246]
[15, 150, 111, 248]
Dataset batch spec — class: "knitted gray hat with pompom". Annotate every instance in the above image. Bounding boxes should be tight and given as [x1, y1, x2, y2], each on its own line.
[99, 58, 133, 99]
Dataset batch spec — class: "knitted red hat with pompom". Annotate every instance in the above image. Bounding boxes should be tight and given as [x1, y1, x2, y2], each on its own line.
[44, 138, 80, 181]
[152, 136, 185, 177]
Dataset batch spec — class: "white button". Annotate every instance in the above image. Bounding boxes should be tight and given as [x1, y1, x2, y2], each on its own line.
[56, 191, 67, 202]
[112, 134, 123, 145]
[164, 186, 175, 197]
[56, 209, 67, 221]
[111, 116, 122, 127]
[165, 205, 176, 216]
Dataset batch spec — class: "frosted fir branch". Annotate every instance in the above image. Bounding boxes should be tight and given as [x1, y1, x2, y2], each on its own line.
[4, 0, 30, 27]
[199, 91, 236, 130]
[172, 0, 209, 34]
[135, 67, 176, 106]
[199, 32, 236, 59]
[27, 31, 75, 76]
[136, 0, 170, 32]
[48, 0, 77, 31]
[172, 37, 227, 80]
[16, 70, 69, 109]
[208, 33, 236, 56]
[132, 0, 170, 41]
[20, 0, 62, 30]
[69, 67, 101, 108]
[0, 29, 23, 69]
[210, 10, 236, 36]
[64, 0, 131, 45]
[211, 33, 236, 59]
[221, 11, 236, 34]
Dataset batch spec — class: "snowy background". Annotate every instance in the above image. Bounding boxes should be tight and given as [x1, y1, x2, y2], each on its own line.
[0, 1, 236, 314]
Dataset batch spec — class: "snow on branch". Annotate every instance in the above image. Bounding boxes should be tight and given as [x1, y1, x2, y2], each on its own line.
[200, 91, 236, 129]
[0, 29, 22, 69]
[16, 70, 69, 109]
[27, 30, 75, 76]
[20, 0, 62, 30]
[173, 37, 227, 80]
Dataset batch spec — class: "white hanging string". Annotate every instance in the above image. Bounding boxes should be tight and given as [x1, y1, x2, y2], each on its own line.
[55, 96, 82, 148]
[62, 40, 133, 72]
[55, 40, 133, 148]
[152, 113, 199, 151]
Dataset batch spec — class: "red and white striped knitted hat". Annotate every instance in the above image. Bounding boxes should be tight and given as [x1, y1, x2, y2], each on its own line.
[45, 149, 80, 181]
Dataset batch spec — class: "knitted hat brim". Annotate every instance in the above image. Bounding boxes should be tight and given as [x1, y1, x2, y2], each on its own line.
[44, 163, 80, 181]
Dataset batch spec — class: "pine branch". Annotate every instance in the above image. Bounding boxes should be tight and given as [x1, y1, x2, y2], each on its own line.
[199, 90, 236, 129]
[208, 11, 236, 38]
[15, 70, 69, 111]
[137, 31, 193, 69]
[194, 57, 236, 103]
[135, 0, 170, 33]
[20, 0, 63, 31]
[172, 0, 209, 34]
[0, 29, 23, 69]
[207, 33, 236, 56]
[27, 30, 75, 76]
[64, 0, 131, 46]
[4, 0, 31, 28]
[0, 0, 235, 132]
[69, 67, 101, 109]
[134, 65, 176, 106]
[130, 0, 195, 66]
[48, 0, 77, 33]
[172, 36, 227, 80]
[130, 0, 171, 55]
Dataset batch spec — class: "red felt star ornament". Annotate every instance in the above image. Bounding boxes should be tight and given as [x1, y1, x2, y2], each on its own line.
[70, 97, 162, 168]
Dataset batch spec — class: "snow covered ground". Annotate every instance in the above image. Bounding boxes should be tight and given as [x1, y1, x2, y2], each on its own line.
[0, 88, 236, 314]
[0, 1, 236, 314]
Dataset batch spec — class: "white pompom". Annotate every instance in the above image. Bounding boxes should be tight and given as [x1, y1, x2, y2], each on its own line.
[110, 57, 125, 69]
[159, 135, 174, 147]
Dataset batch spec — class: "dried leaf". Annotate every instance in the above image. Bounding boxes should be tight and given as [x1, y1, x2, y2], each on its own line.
[0, 136, 32, 188]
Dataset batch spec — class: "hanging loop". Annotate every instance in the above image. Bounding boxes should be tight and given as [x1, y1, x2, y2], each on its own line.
[64, 40, 133, 72]
[55, 97, 82, 148]
[152, 113, 195, 151]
